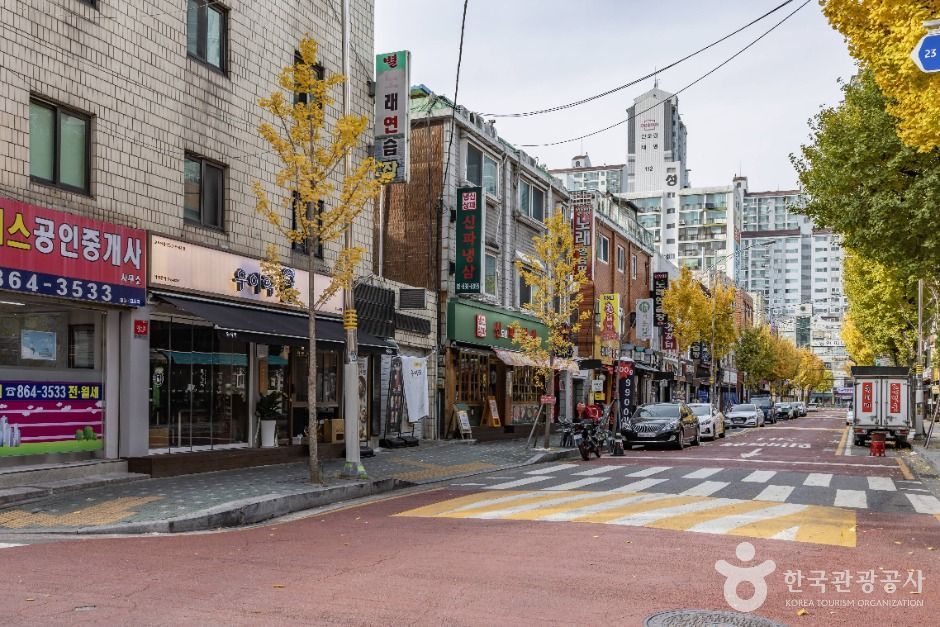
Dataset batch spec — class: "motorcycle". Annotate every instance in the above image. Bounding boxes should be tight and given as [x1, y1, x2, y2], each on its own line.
[574, 419, 603, 460]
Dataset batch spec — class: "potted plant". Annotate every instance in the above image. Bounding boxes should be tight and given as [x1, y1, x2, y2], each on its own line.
[256, 390, 286, 448]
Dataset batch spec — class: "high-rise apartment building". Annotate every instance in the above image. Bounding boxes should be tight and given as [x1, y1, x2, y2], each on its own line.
[549, 154, 626, 194]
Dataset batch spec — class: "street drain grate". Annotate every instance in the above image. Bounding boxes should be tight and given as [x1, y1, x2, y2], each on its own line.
[645, 609, 786, 627]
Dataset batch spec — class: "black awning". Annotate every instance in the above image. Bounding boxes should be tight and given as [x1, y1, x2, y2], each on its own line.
[156, 295, 392, 350]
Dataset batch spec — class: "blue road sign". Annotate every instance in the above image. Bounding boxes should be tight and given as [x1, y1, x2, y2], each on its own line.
[912, 32, 940, 73]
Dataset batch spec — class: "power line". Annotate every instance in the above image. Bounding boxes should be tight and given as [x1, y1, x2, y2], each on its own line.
[440, 0, 471, 197]
[481, 0, 796, 118]
[517, 0, 811, 148]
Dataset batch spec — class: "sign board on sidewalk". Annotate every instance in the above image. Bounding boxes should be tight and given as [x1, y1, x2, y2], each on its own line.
[454, 406, 472, 438]
[540, 395, 556, 405]
[482, 396, 502, 428]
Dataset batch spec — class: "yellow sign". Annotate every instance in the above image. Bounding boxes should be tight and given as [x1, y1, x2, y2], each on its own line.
[594, 293, 621, 365]
[482, 396, 502, 428]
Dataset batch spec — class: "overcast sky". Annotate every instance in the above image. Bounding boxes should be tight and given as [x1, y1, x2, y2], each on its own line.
[374, 0, 858, 191]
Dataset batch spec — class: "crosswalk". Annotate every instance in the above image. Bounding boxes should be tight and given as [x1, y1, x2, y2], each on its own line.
[464, 463, 940, 515]
[0, 542, 23, 549]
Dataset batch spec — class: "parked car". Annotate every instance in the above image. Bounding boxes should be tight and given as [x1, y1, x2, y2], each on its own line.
[774, 402, 797, 420]
[751, 395, 776, 422]
[807, 402, 819, 412]
[688, 403, 725, 439]
[794, 401, 807, 417]
[622, 403, 700, 450]
[725, 403, 765, 428]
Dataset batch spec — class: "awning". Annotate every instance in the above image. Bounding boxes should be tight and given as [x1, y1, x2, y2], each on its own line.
[156, 294, 393, 350]
[492, 348, 580, 373]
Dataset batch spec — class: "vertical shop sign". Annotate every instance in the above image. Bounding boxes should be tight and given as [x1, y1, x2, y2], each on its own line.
[374, 51, 411, 183]
[652, 272, 669, 327]
[617, 360, 635, 431]
[455, 187, 485, 294]
[572, 198, 593, 280]
[594, 293, 620, 364]
[662, 321, 677, 350]
[636, 298, 654, 341]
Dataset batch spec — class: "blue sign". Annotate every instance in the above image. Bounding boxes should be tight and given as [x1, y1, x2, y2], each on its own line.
[912, 33, 940, 73]
[0, 266, 144, 307]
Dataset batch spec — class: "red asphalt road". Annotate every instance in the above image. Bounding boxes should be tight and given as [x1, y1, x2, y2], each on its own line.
[0, 411, 938, 626]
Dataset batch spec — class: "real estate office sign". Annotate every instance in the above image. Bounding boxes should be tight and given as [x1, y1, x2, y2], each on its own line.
[455, 187, 485, 294]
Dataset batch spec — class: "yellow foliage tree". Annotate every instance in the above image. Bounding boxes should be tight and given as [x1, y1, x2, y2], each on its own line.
[661, 267, 709, 354]
[253, 38, 390, 483]
[822, 0, 940, 151]
[769, 334, 801, 398]
[708, 281, 739, 363]
[841, 312, 876, 366]
[794, 348, 828, 402]
[512, 211, 589, 448]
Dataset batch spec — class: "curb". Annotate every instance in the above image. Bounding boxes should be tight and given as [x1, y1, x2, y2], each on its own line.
[4, 447, 579, 536]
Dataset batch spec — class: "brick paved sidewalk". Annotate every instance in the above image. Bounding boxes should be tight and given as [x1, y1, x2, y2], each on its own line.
[0, 439, 572, 534]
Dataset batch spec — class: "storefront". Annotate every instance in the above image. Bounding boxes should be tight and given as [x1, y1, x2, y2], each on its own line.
[0, 197, 146, 465]
[145, 236, 392, 455]
[445, 299, 571, 437]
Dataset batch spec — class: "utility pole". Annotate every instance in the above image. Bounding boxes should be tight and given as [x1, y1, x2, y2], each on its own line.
[916, 278, 925, 437]
[341, 0, 367, 479]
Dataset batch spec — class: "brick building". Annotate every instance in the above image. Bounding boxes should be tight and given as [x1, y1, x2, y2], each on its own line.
[0, 1, 433, 474]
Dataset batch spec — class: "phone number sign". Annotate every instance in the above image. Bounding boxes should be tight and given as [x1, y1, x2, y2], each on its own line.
[0, 381, 103, 401]
[0, 197, 146, 307]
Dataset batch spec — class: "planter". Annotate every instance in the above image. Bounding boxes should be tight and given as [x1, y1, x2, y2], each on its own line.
[260, 419, 278, 448]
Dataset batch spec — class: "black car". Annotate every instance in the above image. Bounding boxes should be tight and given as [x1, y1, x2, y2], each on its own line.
[622, 403, 700, 450]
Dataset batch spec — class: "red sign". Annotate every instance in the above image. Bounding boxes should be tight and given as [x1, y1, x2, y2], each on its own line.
[616, 360, 635, 379]
[889, 382, 902, 413]
[0, 197, 147, 306]
[134, 320, 149, 337]
[662, 321, 677, 351]
[572, 199, 593, 280]
[474, 314, 487, 338]
[540, 395, 556, 405]
[861, 382, 873, 413]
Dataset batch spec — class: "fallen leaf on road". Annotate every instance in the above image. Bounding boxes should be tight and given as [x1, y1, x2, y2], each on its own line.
[625, 541, 632, 544]
[273, 585, 286, 589]
[797, 608, 808, 616]
[894, 541, 902, 545]
[929, 547, 935, 551]
[25, 598, 34, 602]
[593, 535, 599, 538]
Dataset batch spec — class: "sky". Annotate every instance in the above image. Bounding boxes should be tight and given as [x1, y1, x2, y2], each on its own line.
[374, 0, 859, 191]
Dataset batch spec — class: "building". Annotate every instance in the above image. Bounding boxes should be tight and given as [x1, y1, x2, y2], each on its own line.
[811, 314, 850, 388]
[381, 86, 573, 436]
[809, 229, 848, 316]
[549, 154, 626, 194]
[0, 1, 435, 474]
[625, 84, 689, 193]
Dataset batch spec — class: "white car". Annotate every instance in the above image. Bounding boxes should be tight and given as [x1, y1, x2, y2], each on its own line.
[688, 403, 725, 439]
[725, 403, 765, 428]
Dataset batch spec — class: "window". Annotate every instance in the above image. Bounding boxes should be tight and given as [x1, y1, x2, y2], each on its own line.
[465, 144, 499, 197]
[519, 180, 545, 222]
[29, 98, 91, 193]
[597, 235, 610, 264]
[484, 253, 497, 296]
[518, 271, 532, 306]
[184, 154, 225, 229]
[187, 0, 227, 72]
[616, 245, 625, 272]
[291, 194, 323, 258]
[631, 254, 637, 279]
[293, 51, 324, 105]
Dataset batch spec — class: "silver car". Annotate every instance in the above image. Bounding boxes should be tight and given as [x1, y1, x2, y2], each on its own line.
[725, 403, 765, 428]
[688, 403, 725, 439]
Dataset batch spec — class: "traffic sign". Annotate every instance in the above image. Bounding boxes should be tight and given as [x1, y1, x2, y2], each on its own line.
[911, 32, 940, 73]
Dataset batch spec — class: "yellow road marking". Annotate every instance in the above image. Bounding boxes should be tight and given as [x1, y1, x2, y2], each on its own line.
[728, 505, 856, 547]
[836, 426, 849, 456]
[391, 490, 514, 518]
[445, 492, 582, 519]
[503, 493, 635, 521]
[896, 457, 915, 481]
[649, 499, 778, 532]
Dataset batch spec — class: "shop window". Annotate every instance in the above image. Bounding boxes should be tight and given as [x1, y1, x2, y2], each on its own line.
[512, 366, 541, 403]
[187, 0, 227, 72]
[455, 352, 488, 405]
[316, 350, 339, 405]
[29, 98, 91, 194]
[184, 154, 225, 229]
[0, 306, 101, 370]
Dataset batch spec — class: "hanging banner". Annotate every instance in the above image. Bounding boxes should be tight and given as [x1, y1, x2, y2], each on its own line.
[652, 272, 669, 328]
[572, 197, 593, 280]
[636, 298, 654, 341]
[455, 187, 485, 294]
[374, 50, 411, 183]
[662, 321, 677, 350]
[385, 356, 405, 435]
[617, 360, 635, 431]
[594, 293, 620, 364]
[402, 356, 429, 423]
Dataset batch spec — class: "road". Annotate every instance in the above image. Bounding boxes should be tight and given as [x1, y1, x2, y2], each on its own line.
[1, 409, 938, 625]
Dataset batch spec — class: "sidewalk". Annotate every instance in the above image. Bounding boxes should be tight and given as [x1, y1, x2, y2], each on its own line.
[0, 439, 574, 535]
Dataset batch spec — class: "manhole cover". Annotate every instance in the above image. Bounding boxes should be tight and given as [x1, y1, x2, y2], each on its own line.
[645, 609, 786, 627]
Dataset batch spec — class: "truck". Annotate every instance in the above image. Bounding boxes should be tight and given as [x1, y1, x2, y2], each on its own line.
[850, 366, 912, 448]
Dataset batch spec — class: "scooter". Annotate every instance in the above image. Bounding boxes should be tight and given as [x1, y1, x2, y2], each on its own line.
[575, 418, 603, 461]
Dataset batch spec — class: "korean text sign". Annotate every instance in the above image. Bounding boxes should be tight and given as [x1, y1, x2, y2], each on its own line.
[652, 271, 669, 328]
[374, 50, 411, 183]
[594, 293, 620, 364]
[455, 187, 485, 294]
[0, 381, 104, 457]
[0, 197, 146, 306]
[572, 199, 593, 280]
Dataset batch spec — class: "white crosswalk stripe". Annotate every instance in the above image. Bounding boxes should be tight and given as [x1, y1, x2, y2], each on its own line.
[905, 493, 940, 515]
[742, 470, 777, 483]
[680, 481, 729, 497]
[572, 465, 623, 476]
[0, 543, 24, 549]
[538, 493, 676, 522]
[834, 489, 868, 509]
[755, 485, 794, 503]
[609, 478, 669, 493]
[688, 503, 807, 535]
[486, 476, 553, 490]
[866, 477, 896, 492]
[626, 466, 671, 477]
[607, 498, 734, 526]
[473, 492, 601, 519]
[524, 464, 579, 475]
[543, 477, 609, 491]
[682, 467, 723, 479]
[803, 473, 832, 487]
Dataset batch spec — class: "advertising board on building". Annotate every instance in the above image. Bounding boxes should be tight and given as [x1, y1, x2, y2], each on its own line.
[572, 198, 593, 280]
[447, 299, 547, 349]
[662, 321, 677, 350]
[374, 50, 411, 183]
[0, 197, 146, 307]
[652, 272, 668, 328]
[636, 298, 654, 341]
[0, 382, 104, 458]
[454, 187, 485, 294]
[594, 293, 620, 365]
[149, 236, 342, 315]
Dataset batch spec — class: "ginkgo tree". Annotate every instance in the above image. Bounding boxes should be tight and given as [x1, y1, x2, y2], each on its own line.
[511, 210, 589, 449]
[253, 38, 391, 483]
[661, 266, 709, 355]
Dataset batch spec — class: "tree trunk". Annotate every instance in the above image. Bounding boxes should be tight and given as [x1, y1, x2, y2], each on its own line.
[307, 244, 321, 484]
[543, 360, 554, 449]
